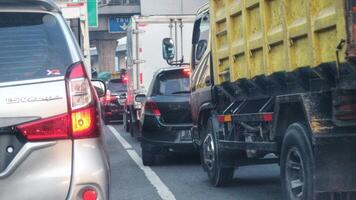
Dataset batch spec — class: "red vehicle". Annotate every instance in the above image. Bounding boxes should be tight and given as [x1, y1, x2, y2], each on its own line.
[101, 78, 127, 124]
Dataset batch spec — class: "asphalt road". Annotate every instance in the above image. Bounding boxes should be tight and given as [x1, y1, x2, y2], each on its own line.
[103, 124, 282, 200]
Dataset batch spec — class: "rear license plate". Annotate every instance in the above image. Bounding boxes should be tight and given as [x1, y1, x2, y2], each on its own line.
[179, 130, 192, 140]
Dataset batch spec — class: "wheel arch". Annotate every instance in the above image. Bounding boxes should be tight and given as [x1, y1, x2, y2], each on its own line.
[272, 95, 313, 149]
[198, 102, 214, 139]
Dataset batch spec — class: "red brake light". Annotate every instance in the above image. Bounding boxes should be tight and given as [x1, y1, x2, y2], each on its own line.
[144, 100, 161, 116]
[67, 62, 99, 139]
[263, 113, 273, 122]
[17, 114, 69, 141]
[182, 68, 191, 76]
[17, 62, 100, 141]
[83, 189, 97, 200]
[124, 75, 129, 83]
[105, 90, 111, 102]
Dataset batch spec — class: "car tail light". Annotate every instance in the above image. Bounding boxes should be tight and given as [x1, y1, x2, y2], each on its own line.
[17, 114, 69, 141]
[123, 75, 129, 83]
[182, 68, 191, 76]
[140, 73, 143, 85]
[67, 62, 99, 139]
[144, 100, 161, 116]
[105, 90, 111, 102]
[17, 62, 100, 141]
[83, 189, 97, 200]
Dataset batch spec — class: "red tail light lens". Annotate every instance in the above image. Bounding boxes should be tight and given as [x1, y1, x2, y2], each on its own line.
[144, 100, 161, 116]
[83, 189, 97, 200]
[16, 62, 100, 141]
[335, 103, 356, 120]
[17, 114, 69, 141]
[67, 62, 99, 139]
[105, 90, 112, 102]
[182, 68, 191, 76]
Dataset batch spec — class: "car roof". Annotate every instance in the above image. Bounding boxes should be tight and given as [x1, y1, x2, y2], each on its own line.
[153, 66, 189, 77]
[0, 0, 60, 13]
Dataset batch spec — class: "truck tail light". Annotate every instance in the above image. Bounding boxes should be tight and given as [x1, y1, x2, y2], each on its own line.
[17, 62, 100, 141]
[218, 115, 232, 123]
[144, 100, 161, 116]
[335, 103, 356, 120]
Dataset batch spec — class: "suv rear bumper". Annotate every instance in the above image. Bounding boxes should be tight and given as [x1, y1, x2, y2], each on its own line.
[66, 138, 110, 200]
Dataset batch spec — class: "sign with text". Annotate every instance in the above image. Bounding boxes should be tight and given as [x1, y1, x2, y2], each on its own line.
[87, 0, 98, 27]
[108, 17, 130, 33]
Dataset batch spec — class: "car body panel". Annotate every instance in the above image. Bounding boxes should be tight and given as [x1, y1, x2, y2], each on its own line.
[0, 140, 72, 200]
[0, 3, 108, 199]
[141, 68, 195, 153]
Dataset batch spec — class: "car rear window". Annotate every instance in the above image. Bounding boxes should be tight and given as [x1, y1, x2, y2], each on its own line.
[0, 13, 72, 83]
[107, 79, 127, 93]
[154, 70, 190, 95]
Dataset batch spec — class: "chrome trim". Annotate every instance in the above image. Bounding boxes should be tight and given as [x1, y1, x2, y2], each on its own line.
[0, 142, 56, 178]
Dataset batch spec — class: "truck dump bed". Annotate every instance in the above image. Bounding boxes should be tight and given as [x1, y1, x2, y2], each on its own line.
[211, 0, 347, 84]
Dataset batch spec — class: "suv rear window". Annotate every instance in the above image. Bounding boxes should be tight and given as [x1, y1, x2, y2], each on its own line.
[154, 70, 190, 95]
[0, 13, 72, 83]
[107, 79, 127, 93]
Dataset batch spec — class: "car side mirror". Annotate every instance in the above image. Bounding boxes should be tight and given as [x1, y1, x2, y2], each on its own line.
[162, 38, 175, 61]
[135, 94, 146, 102]
[91, 80, 106, 97]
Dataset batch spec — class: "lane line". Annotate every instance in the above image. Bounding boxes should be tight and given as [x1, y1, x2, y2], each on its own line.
[107, 125, 176, 200]
[108, 125, 132, 149]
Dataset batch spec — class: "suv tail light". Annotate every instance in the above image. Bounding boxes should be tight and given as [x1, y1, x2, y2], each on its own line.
[17, 62, 100, 141]
[144, 99, 161, 116]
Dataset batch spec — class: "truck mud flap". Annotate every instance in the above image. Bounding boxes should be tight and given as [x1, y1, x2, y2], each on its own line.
[314, 137, 356, 199]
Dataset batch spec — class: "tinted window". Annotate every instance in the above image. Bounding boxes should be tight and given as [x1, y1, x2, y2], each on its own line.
[154, 70, 190, 95]
[0, 13, 72, 83]
[107, 79, 127, 93]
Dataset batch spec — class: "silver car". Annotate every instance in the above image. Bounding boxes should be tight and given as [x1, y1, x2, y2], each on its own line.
[0, 0, 109, 199]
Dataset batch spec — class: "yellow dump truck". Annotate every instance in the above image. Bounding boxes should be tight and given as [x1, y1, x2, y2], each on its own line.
[186, 1, 356, 199]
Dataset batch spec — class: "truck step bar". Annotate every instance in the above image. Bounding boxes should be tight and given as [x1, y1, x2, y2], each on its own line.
[219, 140, 278, 152]
[237, 157, 279, 166]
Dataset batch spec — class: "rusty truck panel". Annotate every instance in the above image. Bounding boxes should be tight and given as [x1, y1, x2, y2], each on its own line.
[210, 0, 348, 84]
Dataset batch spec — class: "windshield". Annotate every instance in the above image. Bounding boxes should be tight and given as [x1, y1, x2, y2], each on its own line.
[107, 79, 127, 93]
[0, 13, 72, 83]
[154, 70, 190, 95]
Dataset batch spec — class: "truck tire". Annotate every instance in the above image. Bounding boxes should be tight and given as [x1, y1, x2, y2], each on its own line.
[281, 122, 314, 200]
[142, 147, 155, 166]
[103, 117, 109, 125]
[201, 117, 234, 187]
[123, 112, 129, 132]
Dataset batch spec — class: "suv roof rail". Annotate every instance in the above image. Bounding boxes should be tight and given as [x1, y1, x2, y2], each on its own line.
[0, 0, 61, 12]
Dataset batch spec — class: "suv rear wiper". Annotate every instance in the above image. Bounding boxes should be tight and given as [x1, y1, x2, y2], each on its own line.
[171, 91, 190, 94]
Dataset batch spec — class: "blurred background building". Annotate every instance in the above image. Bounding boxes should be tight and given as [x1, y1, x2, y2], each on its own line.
[85, 0, 207, 73]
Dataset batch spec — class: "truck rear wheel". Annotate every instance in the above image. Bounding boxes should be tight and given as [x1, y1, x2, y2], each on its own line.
[201, 117, 234, 187]
[281, 122, 314, 200]
[123, 111, 129, 132]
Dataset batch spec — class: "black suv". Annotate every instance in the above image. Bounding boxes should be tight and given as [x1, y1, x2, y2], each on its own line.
[140, 67, 196, 165]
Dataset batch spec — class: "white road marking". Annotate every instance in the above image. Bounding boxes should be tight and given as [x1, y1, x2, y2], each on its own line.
[108, 125, 132, 149]
[107, 125, 176, 200]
